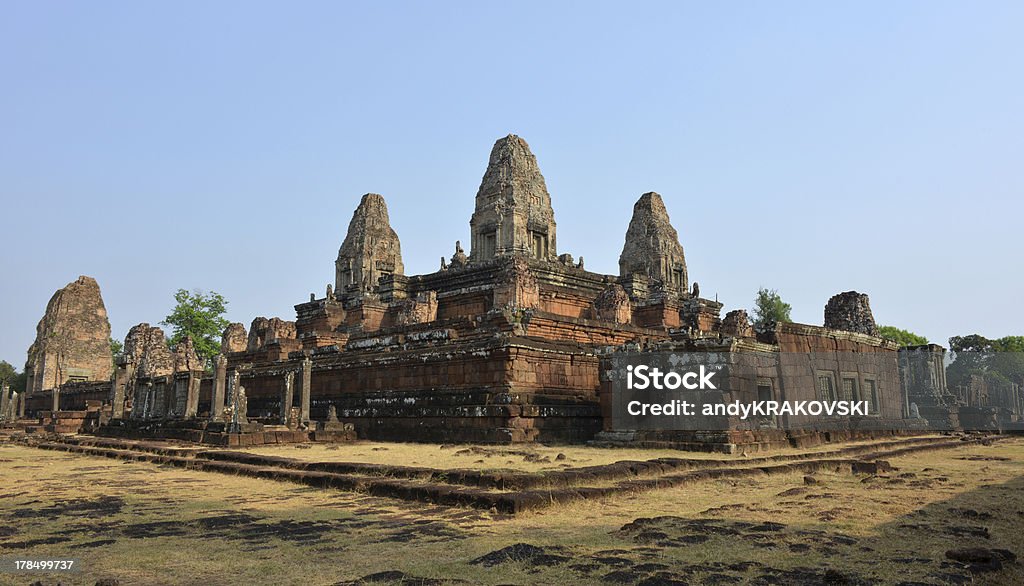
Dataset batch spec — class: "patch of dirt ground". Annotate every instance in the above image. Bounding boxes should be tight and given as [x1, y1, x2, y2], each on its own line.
[0, 437, 1022, 585]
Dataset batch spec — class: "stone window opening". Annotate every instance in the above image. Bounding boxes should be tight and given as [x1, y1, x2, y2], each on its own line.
[672, 265, 684, 289]
[481, 232, 497, 259]
[757, 379, 776, 427]
[816, 372, 837, 403]
[530, 231, 548, 259]
[862, 378, 880, 415]
[840, 374, 858, 402]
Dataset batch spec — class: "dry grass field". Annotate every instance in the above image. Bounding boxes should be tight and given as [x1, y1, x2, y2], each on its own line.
[1, 437, 1022, 585]
[239, 437, 900, 473]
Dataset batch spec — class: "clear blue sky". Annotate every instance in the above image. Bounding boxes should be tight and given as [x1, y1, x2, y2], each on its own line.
[2, 1, 1021, 368]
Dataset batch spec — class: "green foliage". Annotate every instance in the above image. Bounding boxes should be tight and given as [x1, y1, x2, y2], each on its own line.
[161, 289, 230, 368]
[13, 371, 27, 393]
[110, 338, 123, 361]
[0, 361, 26, 393]
[949, 334, 992, 353]
[947, 333, 1024, 390]
[752, 288, 792, 328]
[992, 336, 1024, 353]
[877, 326, 929, 347]
[0, 361, 16, 385]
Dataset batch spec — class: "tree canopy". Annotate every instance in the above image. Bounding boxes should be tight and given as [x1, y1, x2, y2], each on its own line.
[0, 361, 16, 386]
[947, 333, 1024, 390]
[0, 361, 27, 393]
[752, 288, 792, 329]
[161, 289, 230, 367]
[877, 326, 929, 347]
[110, 337, 123, 363]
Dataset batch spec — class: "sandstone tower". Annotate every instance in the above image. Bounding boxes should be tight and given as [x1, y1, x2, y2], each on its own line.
[335, 193, 404, 295]
[618, 192, 688, 292]
[25, 276, 113, 392]
[469, 134, 557, 262]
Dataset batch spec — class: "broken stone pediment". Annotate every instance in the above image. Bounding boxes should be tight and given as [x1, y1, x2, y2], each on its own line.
[173, 335, 205, 372]
[221, 323, 247, 354]
[247, 317, 298, 351]
[124, 323, 175, 378]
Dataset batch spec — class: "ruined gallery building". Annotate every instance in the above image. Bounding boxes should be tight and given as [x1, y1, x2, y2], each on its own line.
[9, 135, 1019, 452]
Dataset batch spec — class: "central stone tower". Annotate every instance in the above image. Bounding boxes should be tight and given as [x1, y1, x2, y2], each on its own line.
[335, 193, 404, 295]
[619, 192, 688, 293]
[469, 134, 557, 262]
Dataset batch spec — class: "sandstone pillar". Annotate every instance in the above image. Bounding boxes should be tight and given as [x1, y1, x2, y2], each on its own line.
[300, 357, 311, 425]
[17, 391, 25, 419]
[170, 375, 185, 418]
[8, 392, 19, 420]
[236, 385, 248, 425]
[210, 354, 227, 421]
[185, 371, 201, 418]
[111, 366, 127, 419]
[281, 371, 295, 425]
[133, 383, 147, 419]
[227, 370, 241, 432]
[129, 383, 143, 420]
[143, 383, 154, 419]
[51, 386, 60, 413]
[0, 383, 9, 421]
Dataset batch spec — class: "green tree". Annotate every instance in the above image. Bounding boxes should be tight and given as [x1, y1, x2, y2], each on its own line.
[0, 362, 25, 393]
[992, 336, 1024, 353]
[161, 289, 230, 368]
[13, 371, 27, 393]
[990, 336, 1024, 385]
[752, 288, 792, 329]
[877, 326, 929, 347]
[947, 334, 1024, 390]
[110, 337, 123, 363]
[0, 361, 16, 386]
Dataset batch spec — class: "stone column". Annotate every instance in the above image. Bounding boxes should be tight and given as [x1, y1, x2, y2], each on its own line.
[210, 354, 227, 421]
[185, 371, 201, 418]
[111, 366, 127, 419]
[142, 383, 154, 419]
[227, 370, 241, 433]
[8, 392, 19, 421]
[230, 370, 241, 405]
[129, 385, 142, 420]
[17, 391, 25, 419]
[236, 386, 248, 425]
[281, 371, 295, 425]
[168, 377, 180, 418]
[131, 384, 143, 420]
[300, 357, 311, 425]
[51, 386, 60, 413]
[0, 383, 9, 422]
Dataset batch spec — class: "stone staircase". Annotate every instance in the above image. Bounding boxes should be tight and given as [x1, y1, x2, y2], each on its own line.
[22, 401, 110, 434]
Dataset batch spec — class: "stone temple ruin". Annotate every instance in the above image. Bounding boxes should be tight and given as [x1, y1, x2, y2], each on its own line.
[5, 135, 1022, 450]
[25, 276, 112, 394]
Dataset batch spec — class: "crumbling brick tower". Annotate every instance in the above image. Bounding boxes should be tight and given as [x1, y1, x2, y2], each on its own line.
[25, 276, 113, 393]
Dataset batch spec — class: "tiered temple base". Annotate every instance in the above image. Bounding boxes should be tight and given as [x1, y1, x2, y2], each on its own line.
[94, 419, 327, 446]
